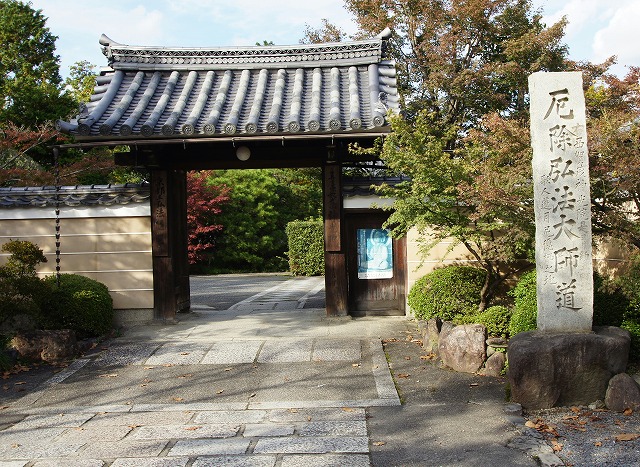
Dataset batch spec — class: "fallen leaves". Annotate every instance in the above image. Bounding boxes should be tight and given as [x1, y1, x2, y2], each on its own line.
[396, 373, 410, 379]
[615, 433, 640, 442]
[373, 441, 386, 446]
[623, 408, 634, 416]
[420, 353, 437, 361]
[98, 373, 118, 378]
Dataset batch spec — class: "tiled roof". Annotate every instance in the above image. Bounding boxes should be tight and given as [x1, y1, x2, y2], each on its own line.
[58, 30, 399, 141]
[0, 184, 150, 208]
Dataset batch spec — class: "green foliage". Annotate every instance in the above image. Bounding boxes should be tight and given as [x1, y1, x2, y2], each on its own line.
[0, 240, 49, 332]
[621, 320, 640, 362]
[509, 269, 634, 336]
[63, 60, 97, 105]
[286, 219, 324, 276]
[205, 169, 322, 273]
[407, 266, 485, 321]
[1, 239, 47, 276]
[616, 254, 640, 321]
[593, 272, 629, 327]
[43, 274, 113, 337]
[508, 270, 538, 336]
[457, 305, 512, 338]
[0, 0, 75, 127]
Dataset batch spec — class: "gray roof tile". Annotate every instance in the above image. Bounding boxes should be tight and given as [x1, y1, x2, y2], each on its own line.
[58, 32, 399, 140]
[0, 184, 150, 208]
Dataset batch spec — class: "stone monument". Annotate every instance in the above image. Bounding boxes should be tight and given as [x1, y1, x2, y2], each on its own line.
[529, 71, 593, 332]
[508, 72, 631, 409]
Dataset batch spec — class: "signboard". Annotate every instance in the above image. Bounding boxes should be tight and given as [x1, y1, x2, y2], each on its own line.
[357, 228, 393, 279]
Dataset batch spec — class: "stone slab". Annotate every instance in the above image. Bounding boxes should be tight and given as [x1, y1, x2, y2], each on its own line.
[168, 438, 250, 456]
[55, 425, 133, 443]
[193, 410, 268, 425]
[83, 411, 196, 427]
[192, 456, 277, 467]
[145, 342, 210, 365]
[280, 454, 371, 467]
[242, 423, 295, 437]
[258, 339, 313, 363]
[298, 420, 367, 437]
[93, 343, 159, 366]
[265, 407, 366, 422]
[32, 460, 104, 467]
[75, 440, 168, 458]
[201, 341, 263, 364]
[131, 424, 240, 440]
[253, 436, 369, 454]
[111, 459, 189, 467]
[312, 339, 361, 361]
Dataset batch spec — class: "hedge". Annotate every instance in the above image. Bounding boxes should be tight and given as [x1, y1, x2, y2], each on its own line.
[286, 219, 324, 276]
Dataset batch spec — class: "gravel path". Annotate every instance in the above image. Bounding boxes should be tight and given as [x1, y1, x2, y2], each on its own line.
[525, 406, 640, 466]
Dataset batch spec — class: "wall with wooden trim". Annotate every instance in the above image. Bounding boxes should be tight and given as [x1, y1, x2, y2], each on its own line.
[0, 204, 153, 314]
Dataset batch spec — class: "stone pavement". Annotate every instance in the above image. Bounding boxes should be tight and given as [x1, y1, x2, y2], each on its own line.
[0, 276, 403, 466]
[0, 275, 537, 466]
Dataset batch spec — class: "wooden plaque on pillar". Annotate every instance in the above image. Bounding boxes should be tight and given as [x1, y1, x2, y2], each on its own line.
[151, 170, 169, 256]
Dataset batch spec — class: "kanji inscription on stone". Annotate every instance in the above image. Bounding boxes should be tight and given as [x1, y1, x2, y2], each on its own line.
[529, 72, 593, 332]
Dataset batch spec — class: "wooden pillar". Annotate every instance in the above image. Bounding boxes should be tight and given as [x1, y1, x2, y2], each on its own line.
[323, 161, 348, 316]
[173, 170, 191, 313]
[150, 169, 190, 321]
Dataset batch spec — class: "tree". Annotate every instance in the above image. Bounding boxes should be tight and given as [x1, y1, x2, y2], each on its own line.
[0, 0, 75, 127]
[301, 19, 346, 44]
[581, 65, 640, 250]
[205, 169, 322, 273]
[64, 60, 98, 105]
[343, 0, 568, 310]
[186, 171, 230, 267]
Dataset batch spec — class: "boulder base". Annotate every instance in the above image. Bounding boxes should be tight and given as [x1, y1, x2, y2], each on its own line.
[438, 322, 486, 373]
[11, 329, 78, 363]
[508, 326, 630, 409]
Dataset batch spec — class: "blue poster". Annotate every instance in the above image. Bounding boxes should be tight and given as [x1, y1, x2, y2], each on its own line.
[357, 228, 393, 279]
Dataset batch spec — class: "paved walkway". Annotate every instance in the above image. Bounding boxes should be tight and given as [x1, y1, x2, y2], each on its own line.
[0, 276, 410, 466]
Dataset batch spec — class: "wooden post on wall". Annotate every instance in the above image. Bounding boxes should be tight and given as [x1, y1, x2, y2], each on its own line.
[150, 169, 191, 321]
[323, 160, 348, 316]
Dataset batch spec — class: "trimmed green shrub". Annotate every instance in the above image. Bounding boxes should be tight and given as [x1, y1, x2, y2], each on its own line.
[0, 240, 50, 332]
[43, 274, 113, 337]
[457, 305, 512, 338]
[408, 266, 485, 321]
[593, 272, 629, 327]
[508, 270, 537, 336]
[621, 320, 640, 362]
[286, 219, 324, 276]
[617, 254, 640, 321]
[508, 269, 632, 336]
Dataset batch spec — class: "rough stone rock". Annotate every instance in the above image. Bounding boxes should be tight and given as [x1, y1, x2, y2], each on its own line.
[487, 337, 508, 346]
[11, 329, 77, 363]
[482, 351, 506, 377]
[421, 318, 442, 355]
[438, 323, 486, 374]
[605, 373, 640, 412]
[508, 326, 630, 409]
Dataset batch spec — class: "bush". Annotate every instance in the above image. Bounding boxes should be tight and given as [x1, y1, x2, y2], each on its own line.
[286, 219, 324, 276]
[457, 305, 512, 338]
[621, 320, 640, 362]
[408, 266, 485, 321]
[43, 274, 113, 337]
[0, 240, 50, 332]
[508, 270, 537, 336]
[508, 269, 632, 336]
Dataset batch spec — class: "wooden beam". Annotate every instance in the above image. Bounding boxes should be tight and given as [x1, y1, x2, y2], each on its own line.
[323, 160, 348, 316]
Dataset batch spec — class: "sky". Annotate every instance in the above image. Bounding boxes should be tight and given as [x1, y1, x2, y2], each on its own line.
[29, 0, 640, 79]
